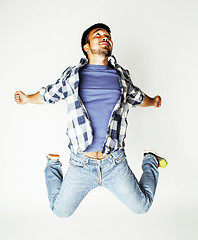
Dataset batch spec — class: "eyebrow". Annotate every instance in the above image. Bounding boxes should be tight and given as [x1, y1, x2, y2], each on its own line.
[93, 28, 103, 34]
[93, 28, 110, 36]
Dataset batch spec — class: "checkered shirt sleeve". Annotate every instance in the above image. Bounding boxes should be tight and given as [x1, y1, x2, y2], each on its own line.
[125, 70, 145, 106]
[40, 67, 73, 104]
[127, 84, 145, 106]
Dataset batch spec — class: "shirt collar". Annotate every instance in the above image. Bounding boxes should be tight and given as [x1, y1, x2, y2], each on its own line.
[78, 55, 118, 69]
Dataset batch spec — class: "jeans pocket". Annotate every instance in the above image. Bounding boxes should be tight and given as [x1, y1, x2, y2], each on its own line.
[69, 158, 85, 168]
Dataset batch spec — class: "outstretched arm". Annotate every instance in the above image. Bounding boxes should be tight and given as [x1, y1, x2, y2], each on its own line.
[140, 94, 161, 108]
[14, 91, 43, 105]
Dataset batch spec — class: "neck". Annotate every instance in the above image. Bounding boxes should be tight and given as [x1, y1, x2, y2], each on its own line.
[88, 55, 109, 65]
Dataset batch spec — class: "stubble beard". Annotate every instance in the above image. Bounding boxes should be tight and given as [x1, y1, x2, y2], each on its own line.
[90, 47, 111, 57]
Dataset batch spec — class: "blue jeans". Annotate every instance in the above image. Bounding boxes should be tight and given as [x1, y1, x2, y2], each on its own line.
[44, 150, 159, 218]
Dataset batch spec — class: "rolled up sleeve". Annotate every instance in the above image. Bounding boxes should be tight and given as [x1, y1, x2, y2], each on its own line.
[40, 67, 72, 104]
[40, 79, 65, 104]
[127, 84, 145, 107]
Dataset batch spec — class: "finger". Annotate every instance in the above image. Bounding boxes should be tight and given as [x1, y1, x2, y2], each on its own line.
[15, 91, 21, 96]
[14, 95, 22, 103]
[15, 97, 21, 102]
[14, 92, 19, 98]
[15, 94, 20, 101]
[15, 100, 21, 104]
[15, 91, 23, 97]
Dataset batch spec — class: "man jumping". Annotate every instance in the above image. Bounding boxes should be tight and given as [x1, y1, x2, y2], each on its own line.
[14, 23, 167, 218]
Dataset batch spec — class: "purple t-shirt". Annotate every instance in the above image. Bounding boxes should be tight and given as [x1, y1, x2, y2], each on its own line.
[79, 64, 121, 152]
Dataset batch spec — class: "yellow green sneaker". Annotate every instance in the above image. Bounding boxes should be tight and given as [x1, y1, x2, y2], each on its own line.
[144, 150, 167, 168]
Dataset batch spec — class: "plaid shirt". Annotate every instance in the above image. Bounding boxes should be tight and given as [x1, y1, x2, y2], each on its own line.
[40, 56, 145, 154]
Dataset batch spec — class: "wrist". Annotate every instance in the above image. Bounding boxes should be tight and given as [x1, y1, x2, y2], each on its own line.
[152, 98, 156, 107]
[26, 92, 43, 104]
[26, 95, 32, 103]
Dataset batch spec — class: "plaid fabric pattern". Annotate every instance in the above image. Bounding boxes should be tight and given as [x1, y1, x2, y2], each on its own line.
[40, 56, 145, 154]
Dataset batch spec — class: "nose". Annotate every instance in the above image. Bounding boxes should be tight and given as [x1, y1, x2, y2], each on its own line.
[102, 37, 108, 42]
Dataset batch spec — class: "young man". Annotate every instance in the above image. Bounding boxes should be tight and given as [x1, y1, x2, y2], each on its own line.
[14, 23, 167, 218]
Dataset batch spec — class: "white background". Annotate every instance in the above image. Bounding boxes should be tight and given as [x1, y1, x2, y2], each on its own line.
[1, 0, 198, 239]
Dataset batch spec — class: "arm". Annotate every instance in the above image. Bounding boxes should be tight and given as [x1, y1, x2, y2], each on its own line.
[14, 91, 43, 105]
[140, 94, 161, 108]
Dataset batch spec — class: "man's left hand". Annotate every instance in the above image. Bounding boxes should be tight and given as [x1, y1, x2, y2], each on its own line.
[153, 95, 161, 108]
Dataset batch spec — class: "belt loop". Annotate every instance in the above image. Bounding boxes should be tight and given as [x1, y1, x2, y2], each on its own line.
[84, 156, 89, 165]
[109, 154, 114, 163]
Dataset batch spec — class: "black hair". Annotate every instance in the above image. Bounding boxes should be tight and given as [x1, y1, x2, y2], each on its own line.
[81, 23, 111, 57]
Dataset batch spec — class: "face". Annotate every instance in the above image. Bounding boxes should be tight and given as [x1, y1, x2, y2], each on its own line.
[84, 28, 113, 58]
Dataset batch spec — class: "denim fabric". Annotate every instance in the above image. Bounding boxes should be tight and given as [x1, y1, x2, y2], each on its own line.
[45, 150, 159, 218]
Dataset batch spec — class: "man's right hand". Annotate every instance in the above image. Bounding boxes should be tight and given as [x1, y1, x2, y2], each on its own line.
[14, 91, 28, 104]
[14, 91, 43, 105]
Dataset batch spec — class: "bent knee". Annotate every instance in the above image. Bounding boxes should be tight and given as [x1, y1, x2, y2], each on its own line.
[52, 208, 74, 218]
[132, 204, 151, 215]
[134, 208, 150, 215]
[54, 210, 73, 218]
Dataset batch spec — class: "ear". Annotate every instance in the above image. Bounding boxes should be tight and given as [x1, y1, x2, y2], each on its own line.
[83, 43, 89, 53]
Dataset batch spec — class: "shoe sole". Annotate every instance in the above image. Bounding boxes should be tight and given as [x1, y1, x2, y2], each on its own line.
[46, 154, 60, 161]
[144, 150, 167, 168]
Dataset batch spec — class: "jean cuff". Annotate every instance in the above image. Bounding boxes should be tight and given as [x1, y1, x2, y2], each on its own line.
[143, 153, 158, 169]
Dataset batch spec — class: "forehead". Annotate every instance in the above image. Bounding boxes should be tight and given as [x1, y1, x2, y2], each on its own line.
[89, 28, 111, 37]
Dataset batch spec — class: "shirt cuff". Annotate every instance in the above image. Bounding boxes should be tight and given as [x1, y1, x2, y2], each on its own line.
[139, 92, 145, 105]
[40, 87, 47, 104]
[132, 91, 145, 107]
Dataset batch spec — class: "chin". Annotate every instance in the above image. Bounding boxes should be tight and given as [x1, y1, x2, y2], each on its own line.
[103, 49, 112, 57]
